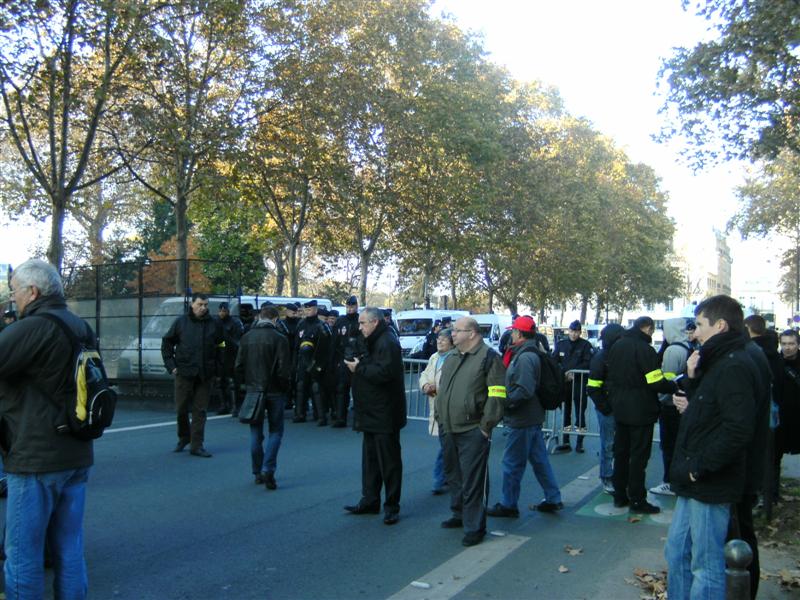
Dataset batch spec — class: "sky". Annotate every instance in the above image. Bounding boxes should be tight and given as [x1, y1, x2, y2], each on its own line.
[431, 0, 778, 287]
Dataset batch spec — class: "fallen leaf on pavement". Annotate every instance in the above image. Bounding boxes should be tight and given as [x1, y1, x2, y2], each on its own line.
[558, 565, 569, 573]
[628, 516, 642, 523]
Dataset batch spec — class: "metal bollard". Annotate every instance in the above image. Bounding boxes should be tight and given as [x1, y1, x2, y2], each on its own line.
[725, 539, 752, 600]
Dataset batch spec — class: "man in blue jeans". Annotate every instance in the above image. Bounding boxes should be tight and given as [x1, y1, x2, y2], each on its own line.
[665, 295, 757, 599]
[236, 304, 291, 490]
[0, 259, 94, 599]
[487, 316, 562, 518]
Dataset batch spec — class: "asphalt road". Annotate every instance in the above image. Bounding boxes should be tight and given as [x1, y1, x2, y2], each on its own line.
[0, 402, 712, 599]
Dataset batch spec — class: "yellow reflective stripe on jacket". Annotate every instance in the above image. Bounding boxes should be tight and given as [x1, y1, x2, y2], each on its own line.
[300, 341, 315, 349]
[217, 341, 226, 348]
[663, 371, 677, 381]
[587, 378, 603, 388]
[488, 385, 506, 399]
[645, 369, 665, 384]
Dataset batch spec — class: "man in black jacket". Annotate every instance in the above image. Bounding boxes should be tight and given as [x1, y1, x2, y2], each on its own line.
[293, 300, 330, 424]
[332, 296, 361, 427]
[665, 295, 757, 599]
[343, 307, 406, 525]
[0, 259, 93, 598]
[586, 323, 624, 495]
[553, 320, 593, 454]
[236, 305, 291, 490]
[214, 302, 243, 416]
[162, 293, 225, 458]
[607, 316, 677, 514]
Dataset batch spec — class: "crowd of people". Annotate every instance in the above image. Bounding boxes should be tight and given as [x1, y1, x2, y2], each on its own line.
[1, 257, 799, 598]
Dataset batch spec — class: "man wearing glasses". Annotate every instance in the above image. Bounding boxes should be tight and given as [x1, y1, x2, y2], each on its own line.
[0, 259, 94, 598]
[436, 317, 506, 547]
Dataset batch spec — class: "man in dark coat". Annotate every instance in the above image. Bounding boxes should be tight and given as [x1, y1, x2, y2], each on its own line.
[777, 329, 800, 485]
[235, 304, 291, 490]
[343, 307, 406, 525]
[293, 300, 330, 424]
[586, 323, 624, 494]
[162, 293, 224, 457]
[606, 316, 677, 513]
[553, 320, 593, 453]
[665, 295, 757, 599]
[0, 259, 94, 598]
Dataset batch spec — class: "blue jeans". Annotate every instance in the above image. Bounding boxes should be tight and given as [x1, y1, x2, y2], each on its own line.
[596, 409, 615, 480]
[250, 393, 285, 475]
[501, 425, 561, 508]
[4, 467, 90, 600]
[665, 496, 730, 600]
[433, 436, 446, 489]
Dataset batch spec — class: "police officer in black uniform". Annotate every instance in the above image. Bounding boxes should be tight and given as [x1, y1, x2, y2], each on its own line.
[294, 300, 331, 424]
[332, 296, 361, 427]
[215, 302, 244, 415]
[282, 302, 301, 411]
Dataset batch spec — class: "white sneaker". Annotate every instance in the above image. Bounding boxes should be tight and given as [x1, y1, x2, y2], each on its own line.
[649, 482, 675, 496]
[602, 480, 615, 495]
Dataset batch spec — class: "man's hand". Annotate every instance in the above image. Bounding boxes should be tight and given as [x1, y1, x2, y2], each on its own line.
[686, 351, 700, 379]
[344, 357, 359, 373]
[422, 383, 437, 396]
[673, 393, 689, 414]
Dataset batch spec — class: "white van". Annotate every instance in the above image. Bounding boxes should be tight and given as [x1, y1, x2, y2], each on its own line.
[396, 309, 469, 357]
[115, 295, 331, 380]
[472, 313, 512, 349]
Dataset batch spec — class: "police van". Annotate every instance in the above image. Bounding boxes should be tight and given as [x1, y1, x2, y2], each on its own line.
[472, 313, 513, 349]
[396, 309, 469, 357]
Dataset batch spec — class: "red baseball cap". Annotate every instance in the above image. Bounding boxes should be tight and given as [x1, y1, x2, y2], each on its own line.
[507, 315, 536, 332]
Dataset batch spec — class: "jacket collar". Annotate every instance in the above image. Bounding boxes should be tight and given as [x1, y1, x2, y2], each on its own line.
[365, 319, 387, 348]
[20, 294, 67, 318]
[698, 330, 745, 371]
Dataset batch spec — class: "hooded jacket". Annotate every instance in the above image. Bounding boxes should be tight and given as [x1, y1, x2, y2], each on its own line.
[658, 318, 693, 406]
[0, 295, 94, 473]
[351, 319, 407, 434]
[670, 331, 757, 504]
[586, 324, 624, 415]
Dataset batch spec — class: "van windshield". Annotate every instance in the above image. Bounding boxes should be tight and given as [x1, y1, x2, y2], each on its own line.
[398, 319, 432, 336]
[478, 324, 492, 338]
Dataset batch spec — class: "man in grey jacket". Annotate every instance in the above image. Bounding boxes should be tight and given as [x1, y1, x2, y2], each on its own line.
[435, 317, 505, 547]
[650, 318, 692, 496]
[487, 316, 562, 518]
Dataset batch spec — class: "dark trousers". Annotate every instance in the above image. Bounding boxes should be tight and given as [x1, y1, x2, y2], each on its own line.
[561, 380, 588, 446]
[443, 428, 490, 536]
[175, 375, 210, 450]
[361, 431, 402, 513]
[658, 405, 681, 484]
[612, 422, 654, 504]
[295, 365, 322, 420]
[334, 364, 353, 423]
[728, 494, 759, 600]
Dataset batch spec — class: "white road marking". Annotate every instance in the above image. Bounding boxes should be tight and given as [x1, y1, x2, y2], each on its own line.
[387, 534, 530, 600]
[560, 465, 600, 506]
[102, 414, 230, 434]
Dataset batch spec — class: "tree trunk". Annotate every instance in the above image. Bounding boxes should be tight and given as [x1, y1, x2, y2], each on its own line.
[359, 252, 370, 305]
[47, 192, 67, 270]
[273, 249, 286, 296]
[450, 278, 458, 309]
[505, 300, 518, 315]
[175, 192, 188, 294]
[487, 290, 494, 313]
[580, 296, 588, 324]
[421, 267, 430, 309]
[288, 240, 299, 297]
[594, 303, 603, 324]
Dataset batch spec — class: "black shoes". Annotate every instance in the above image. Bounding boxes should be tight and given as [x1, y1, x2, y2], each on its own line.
[254, 473, 265, 485]
[190, 447, 212, 458]
[173, 440, 189, 453]
[344, 503, 381, 515]
[462, 531, 485, 547]
[264, 472, 277, 490]
[575, 444, 585, 454]
[440, 517, 463, 529]
[317, 419, 328, 427]
[534, 501, 564, 513]
[487, 503, 519, 518]
[613, 497, 629, 508]
[383, 512, 399, 525]
[553, 444, 571, 454]
[630, 501, 661, 514]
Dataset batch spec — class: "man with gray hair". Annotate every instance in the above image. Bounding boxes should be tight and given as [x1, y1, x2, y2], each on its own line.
[344, 306, 406, 525]
[0, 259, 94, 598]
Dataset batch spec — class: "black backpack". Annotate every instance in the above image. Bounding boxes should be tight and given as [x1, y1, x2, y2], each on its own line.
[36, 312, 117, 440]
[515, 346, 562, 410]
